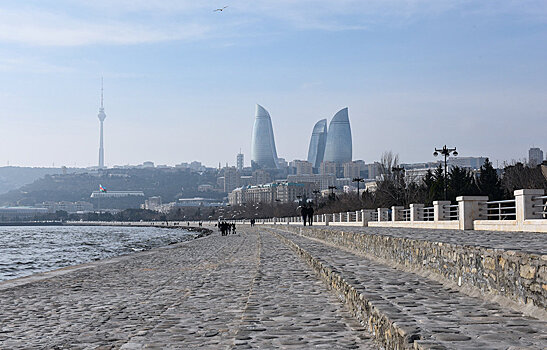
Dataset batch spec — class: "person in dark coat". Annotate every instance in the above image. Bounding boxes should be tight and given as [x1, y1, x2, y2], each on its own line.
[307, 206, 314, 226]
[301, 205, 308, 226]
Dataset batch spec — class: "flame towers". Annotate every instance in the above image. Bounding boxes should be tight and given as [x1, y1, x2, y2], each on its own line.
[323, 107, 352, 164]
[251, 104, 279, 169]
[97, 79, 106, 168]
[307, 119, 328, 170]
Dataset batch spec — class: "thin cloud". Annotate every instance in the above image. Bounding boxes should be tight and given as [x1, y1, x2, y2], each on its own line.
[0, 1, 546, 46]
[0, 7, 210, 46]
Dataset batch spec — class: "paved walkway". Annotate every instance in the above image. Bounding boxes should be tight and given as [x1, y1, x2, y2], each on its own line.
[271, 227, 547, 349]
[0, 228, 377, 349]
[324, 225, 547, 255]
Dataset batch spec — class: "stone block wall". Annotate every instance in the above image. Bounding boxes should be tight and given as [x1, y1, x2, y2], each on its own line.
[281, 226, 547, 312]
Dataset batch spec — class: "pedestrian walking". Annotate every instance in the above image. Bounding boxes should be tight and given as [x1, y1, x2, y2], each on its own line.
[307, 206, 314, 226]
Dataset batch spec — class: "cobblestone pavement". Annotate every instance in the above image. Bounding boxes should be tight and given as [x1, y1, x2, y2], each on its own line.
[324, 225, 547, 255]
[271, 227, 547, 349]
[0, 229, 378, 349]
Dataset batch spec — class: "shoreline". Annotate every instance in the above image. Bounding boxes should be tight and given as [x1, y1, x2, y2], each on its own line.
[0, 225, 213, 286]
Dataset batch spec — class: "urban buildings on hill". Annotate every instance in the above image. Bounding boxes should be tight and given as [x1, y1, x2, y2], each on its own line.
[228, 182, 315, 206]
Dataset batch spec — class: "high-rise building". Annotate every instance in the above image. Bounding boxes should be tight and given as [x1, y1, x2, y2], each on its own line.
[223, 167, 240, 193]
[236, 152, 244, 171]
[447, 157, 487, 170]
[343, 161, 361, 179]
[307, 119, 328, 170]
[251, 104, 279, 169]
[252, 169, 271, 185]
[323, 108, 352, 164]
[289, 160, 313, 175]
[320, 161, 337, 175]
[366, 162, 382, 180]
[529, 147, 544, 167]
[97, 79, 107, 168]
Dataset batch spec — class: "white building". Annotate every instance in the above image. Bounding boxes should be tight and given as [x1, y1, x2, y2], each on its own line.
[287, 174, 336, 191]
[41, 201, 94, 213]
[90, 191, 145, 198]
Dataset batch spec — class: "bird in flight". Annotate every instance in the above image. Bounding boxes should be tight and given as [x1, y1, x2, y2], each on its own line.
[214, 6, 228, 12]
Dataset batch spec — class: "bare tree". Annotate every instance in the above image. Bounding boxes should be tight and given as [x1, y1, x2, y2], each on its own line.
[379, 151, 400, 178]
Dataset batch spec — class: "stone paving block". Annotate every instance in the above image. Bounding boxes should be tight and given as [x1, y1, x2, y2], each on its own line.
[269, 227, 547, 350]
[0, 229, 380, 349]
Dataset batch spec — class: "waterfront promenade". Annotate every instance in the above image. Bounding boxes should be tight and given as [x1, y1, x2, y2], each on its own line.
[0, 226, 546, 349]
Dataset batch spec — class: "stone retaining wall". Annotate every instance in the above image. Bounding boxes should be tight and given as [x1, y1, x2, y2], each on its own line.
[280, 226, 547, 312]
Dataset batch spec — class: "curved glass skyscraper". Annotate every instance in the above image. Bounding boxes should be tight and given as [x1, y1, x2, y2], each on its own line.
[323, 107, 352, 164]
[307, 119, 328, 170]
[251, 104, 279, 169]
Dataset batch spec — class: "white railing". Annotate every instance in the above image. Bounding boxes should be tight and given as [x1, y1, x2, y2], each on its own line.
[421, 206, 434, 221]
[230, 189, 546, 232]
[533, 195, 547, 218]
[483, 199, 516, 220]
[444, 204, 459, 221]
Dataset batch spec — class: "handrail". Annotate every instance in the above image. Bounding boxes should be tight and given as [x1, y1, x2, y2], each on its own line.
[482, 199, 516, 220]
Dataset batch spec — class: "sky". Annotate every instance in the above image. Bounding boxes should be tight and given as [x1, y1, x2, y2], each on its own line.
[0, 0, 546, 168]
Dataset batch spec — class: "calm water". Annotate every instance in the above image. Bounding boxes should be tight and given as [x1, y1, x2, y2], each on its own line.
[0, 225, 196, 282]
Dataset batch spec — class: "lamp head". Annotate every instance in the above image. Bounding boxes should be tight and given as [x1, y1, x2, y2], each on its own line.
[433, 151, 439, 157]
[453, 151, 458, 156]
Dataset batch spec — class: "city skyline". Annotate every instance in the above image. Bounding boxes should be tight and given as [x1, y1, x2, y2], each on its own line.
[0, 1, 546, 167]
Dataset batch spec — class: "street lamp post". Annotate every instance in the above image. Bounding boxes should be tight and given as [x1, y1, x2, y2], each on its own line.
[352, 177, 364, 201]
[312, 189, 320, 207]
[433, 145, 458, 200]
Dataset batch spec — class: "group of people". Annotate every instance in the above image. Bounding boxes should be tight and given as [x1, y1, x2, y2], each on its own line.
[249, 219, 257, 227]
[300, 204, 315, 226]
[218, 221, 236, 236]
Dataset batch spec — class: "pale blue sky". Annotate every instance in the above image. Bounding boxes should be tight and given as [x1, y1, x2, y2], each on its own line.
[0, 0, 546, 168]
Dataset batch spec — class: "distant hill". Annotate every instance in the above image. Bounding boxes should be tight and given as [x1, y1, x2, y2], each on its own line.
[0, 168, 224, 207]
[0, 167, 75, 195]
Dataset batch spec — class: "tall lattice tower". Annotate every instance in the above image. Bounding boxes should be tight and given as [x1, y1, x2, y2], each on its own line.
[97, 78, 107, 168]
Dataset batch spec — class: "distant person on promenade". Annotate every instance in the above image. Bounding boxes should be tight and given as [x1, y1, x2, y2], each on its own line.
[300, 205, 308, 226]
[307, 206, 314, 226]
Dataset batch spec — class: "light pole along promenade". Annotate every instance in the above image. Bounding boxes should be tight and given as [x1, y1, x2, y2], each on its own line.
[433, 145, 458, 200]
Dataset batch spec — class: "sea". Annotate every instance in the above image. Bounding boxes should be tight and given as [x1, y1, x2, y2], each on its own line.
[0, 225, 196, 282]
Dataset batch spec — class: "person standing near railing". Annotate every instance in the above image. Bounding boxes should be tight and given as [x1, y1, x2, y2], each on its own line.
[307, 206, 314, 226]
[300, 205, 308, 226]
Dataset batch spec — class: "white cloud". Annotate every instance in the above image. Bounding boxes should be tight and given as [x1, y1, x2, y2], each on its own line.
[0, 6, 210, 46]
[0, 1, 545, 46]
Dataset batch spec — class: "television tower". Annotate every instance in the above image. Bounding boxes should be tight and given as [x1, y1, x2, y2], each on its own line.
[97, 78, 107, 168]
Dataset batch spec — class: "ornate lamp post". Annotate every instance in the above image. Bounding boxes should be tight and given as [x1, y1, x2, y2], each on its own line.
[352, 177, 364, 201]
[433, 145, 458, 200]
[312, 189, 320, 207]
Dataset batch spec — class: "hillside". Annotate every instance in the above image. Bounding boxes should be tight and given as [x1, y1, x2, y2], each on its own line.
[0, 168, 224, 207]
[0, 167, 74, 195]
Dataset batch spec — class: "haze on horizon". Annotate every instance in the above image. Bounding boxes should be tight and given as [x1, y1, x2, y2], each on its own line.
[0, 0, 545, 169]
